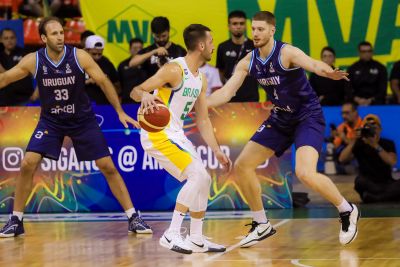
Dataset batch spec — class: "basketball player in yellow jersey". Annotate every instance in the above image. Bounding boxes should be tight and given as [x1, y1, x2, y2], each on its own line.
[131, 24, 231, 254]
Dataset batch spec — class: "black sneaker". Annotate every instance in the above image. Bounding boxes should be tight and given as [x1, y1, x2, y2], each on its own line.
[0, 215, 24, 238]
[128, 213, 152, 234]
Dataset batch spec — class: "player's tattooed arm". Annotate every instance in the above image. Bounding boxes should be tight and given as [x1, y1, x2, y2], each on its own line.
[206, 53, 250, 108]
[282, 45, 349, 81]
[0, 53, 35, 89]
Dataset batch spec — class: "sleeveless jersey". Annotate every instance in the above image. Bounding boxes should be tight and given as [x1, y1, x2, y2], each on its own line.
[249, 40, 322, 126]
[34, 45, 93, 122]
[146, 57, 203, 135]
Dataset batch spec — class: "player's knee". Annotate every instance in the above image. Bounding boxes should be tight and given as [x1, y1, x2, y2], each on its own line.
[97, 160, 117, 176]
[233, 159, 246, 173]
[20, 157, 39, 173]
[295, 167, 316, 185]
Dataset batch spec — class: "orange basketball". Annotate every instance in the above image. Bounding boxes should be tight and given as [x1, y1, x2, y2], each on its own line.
[138, 101, 171, 132]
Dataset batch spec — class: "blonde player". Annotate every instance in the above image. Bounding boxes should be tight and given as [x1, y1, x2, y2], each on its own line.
[131, 24, 231, 254]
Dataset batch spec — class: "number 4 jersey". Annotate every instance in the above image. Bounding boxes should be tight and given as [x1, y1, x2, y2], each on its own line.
[35, 45, 94, 122]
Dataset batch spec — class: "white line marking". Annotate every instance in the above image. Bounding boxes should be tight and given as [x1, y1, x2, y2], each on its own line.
[205, 219, 291, 262]
[291, 259, 313, 267]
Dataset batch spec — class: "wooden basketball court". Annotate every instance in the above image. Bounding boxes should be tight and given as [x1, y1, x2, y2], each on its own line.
[0, 209, 399, 267]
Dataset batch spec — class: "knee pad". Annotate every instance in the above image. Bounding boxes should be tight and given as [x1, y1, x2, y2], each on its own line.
[176, 161, 211, 212]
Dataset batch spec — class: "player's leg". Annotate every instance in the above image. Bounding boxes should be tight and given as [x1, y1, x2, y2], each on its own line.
[294, 115, 359, 245]
[234, 141, 277, 247]
[93, 156, 151, 234]
[71, 118, 151, 234]
[234, 120, 291, 248]
[0, 152, 42, 238]
[1, 118, 63, 238]
[178, 161, 226, 253]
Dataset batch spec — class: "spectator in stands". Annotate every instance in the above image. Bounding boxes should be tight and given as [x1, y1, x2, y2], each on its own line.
[389, 61, 400, 104]
[199, 63, 222, 96]
[19, 0, 43, 17]
[339, 114, 398, 203]
[50, 0, 81, 19]
[80, 30, 94, 49]
[309, 47, 351, 106]
[216, 10, 259, 102]
[333, 101, 363, 149]
[118, 38, 146, 104]
[0, 28, 34, 106]
[347, 41, 387, 106]
[129, 16, 186, 78]
[85, 35, 119, 105]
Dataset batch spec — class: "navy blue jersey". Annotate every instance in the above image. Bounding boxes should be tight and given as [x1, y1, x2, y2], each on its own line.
[35, 45, 94, 122]
[249, 40, 322, 126]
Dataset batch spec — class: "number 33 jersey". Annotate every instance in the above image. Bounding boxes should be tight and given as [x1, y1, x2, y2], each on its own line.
[34, 45, 94, 122]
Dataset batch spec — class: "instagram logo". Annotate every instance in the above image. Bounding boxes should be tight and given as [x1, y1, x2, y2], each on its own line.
[2, 147, 24, 171]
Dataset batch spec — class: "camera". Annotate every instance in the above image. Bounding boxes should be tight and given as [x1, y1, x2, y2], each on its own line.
[360, 123, 377, 138]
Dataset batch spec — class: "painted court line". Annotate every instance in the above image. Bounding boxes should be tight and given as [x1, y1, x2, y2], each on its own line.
[205, 219, 291, 262]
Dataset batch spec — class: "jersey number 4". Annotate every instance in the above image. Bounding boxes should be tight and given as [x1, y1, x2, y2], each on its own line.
[54, 89, 69, 100]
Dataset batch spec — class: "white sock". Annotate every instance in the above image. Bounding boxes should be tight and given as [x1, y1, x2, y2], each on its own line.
[125, 208, 136, 218]
[13, 211, 23, 221]
[190, 217, 204, 241]
[169, 210, 186, 233]
[336, 198, 353, 213]
[252, 210, 268, 224]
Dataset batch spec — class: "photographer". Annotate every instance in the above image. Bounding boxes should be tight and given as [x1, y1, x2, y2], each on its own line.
[339, 114, 398, 203]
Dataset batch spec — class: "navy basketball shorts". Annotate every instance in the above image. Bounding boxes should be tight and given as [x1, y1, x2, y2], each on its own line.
[26, 116, 111, 161]
[250, 114, 326, 157]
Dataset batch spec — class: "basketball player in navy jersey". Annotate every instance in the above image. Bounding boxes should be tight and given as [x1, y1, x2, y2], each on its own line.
[0, 17, 152, 237]
[208, 11, 360, 247]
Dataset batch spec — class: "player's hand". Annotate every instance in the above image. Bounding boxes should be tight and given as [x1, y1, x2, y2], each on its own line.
[140, 92, 162, 114]
[215, 150, 232, 173]
[118, 111, 141, 128]
[326, 68, 350, 81]
[154, 47, 169, 56]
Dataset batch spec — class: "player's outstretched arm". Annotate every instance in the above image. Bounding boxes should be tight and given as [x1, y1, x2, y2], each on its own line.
[76, 49, 139, 128]
[0, 53, 35, 89]
[195, 76, 232, 172]
[283, 45, 349, 81]
[206, 53, 250, 108]
[131, 63, 181, 114]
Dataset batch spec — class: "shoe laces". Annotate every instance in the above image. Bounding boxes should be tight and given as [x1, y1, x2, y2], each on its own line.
[1, 216, 16, 231]
[245, 221, 259, 233]
[131, 213, 150, 228]
[339, 211, 351, 232]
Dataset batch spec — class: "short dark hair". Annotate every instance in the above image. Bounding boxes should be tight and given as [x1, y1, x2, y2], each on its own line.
[321, 46, 336, 57]
[252, 11, 276, 26]
[129, 38, 143, 47]
[151, 17, 170, 34]
[0, 28, 16, 37]
[343, 101, 358, 111]
[38, 16, 63, 36]
[80, 30, 94, 41]
[358, 41, 372, 50]
[228, 10, 246, 21]
[183, 24, 211, 51]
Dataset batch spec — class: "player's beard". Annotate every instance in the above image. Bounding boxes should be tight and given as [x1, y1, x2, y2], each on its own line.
[156, 40, 169, 47]
[254, 37, 270, 48]
[47, 41, 64, 53]
[232, 32, 244, 39]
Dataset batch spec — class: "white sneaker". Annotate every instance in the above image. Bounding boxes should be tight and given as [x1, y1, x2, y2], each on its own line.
[184, 235, 226, 253]
[159, 230, 192, 254]
[239, 220, 276, 248]
[339, 203, 360, 245]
